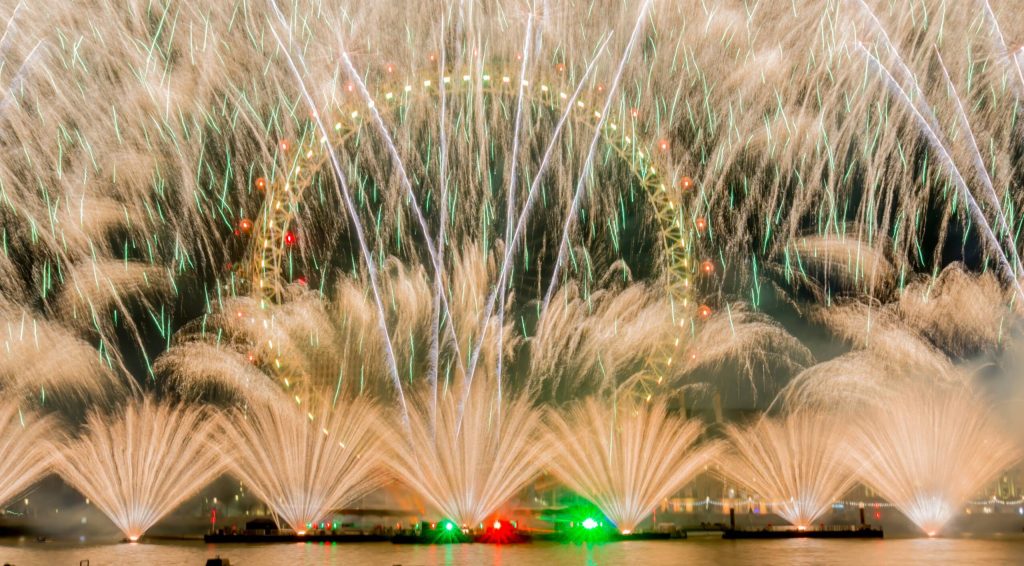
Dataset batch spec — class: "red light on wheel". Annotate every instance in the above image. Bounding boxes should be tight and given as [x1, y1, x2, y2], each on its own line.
[284, 231, 297, 246]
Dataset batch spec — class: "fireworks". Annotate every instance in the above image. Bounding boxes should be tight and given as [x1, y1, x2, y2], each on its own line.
[53, 399, 225, 541]
[0, 0, 1020, 542]
[221, 394, 384, 534]
[382, 381, 550, 528]
[847, 381, 1020, 536]
[0, 402, 54, 509]
[722, 412, 856, 528]
[544, 398, 721, 533]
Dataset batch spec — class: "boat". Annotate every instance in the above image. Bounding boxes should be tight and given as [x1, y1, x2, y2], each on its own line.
[610, 531, 680, 541]
[474, 521, 532, 544]
[390, 522, 474, 544]
[203, 532, 389, 543]
[719, 508, 882, 539]
[721, 526, 883, 539]
[683, 528, 726, 538]
[533, 528, 683, 542]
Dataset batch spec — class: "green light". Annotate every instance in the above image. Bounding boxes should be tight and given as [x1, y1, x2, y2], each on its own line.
[582, 518, 599, 530]
[444, 521, 455, 531]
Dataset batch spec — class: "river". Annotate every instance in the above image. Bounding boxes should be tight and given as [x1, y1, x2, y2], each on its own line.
[3, 536, 1024, 565]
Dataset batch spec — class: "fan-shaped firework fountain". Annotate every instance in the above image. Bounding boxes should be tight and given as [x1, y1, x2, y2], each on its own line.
[723, 412, 856, 528]
[0, 402, 54, 508]
[847, 380, 1020, 536]
[383, 381, 549, 528]
[54, 399, 225, 541]
[545, 398, 721, 533]
[222, 394, 384, 534]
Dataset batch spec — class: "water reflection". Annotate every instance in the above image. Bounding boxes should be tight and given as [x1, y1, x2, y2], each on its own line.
[2, 538, 1024, 565]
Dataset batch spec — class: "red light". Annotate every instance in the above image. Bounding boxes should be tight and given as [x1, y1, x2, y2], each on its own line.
[479, 519, 519, 544]
[386, 64, 395, 74]
[284, 231, 296, 246]
[279, 140, 290, 152]
[698, 305, 712, 319]
[255, 177, 267, 191]
[701, 260, 714, 274]
[345, 82, 355, 92]
[238, 218, 252, 233]
[679, 176, 694, 191]
[658, 139, 670, 152]
[630, 108, 640, 118]
[597, 84, 605, 93]
[555, 63, 566, 74]
[296, 276, 307, 286]
[695, 217, 707, 232]
[875, 512, 881, 520]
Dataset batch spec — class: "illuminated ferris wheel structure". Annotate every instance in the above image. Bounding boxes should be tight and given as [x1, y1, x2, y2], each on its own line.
[240, 65, 710, 400]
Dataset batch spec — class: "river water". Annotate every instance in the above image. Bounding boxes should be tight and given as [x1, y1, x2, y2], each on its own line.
[2, 536, 1024, 565]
